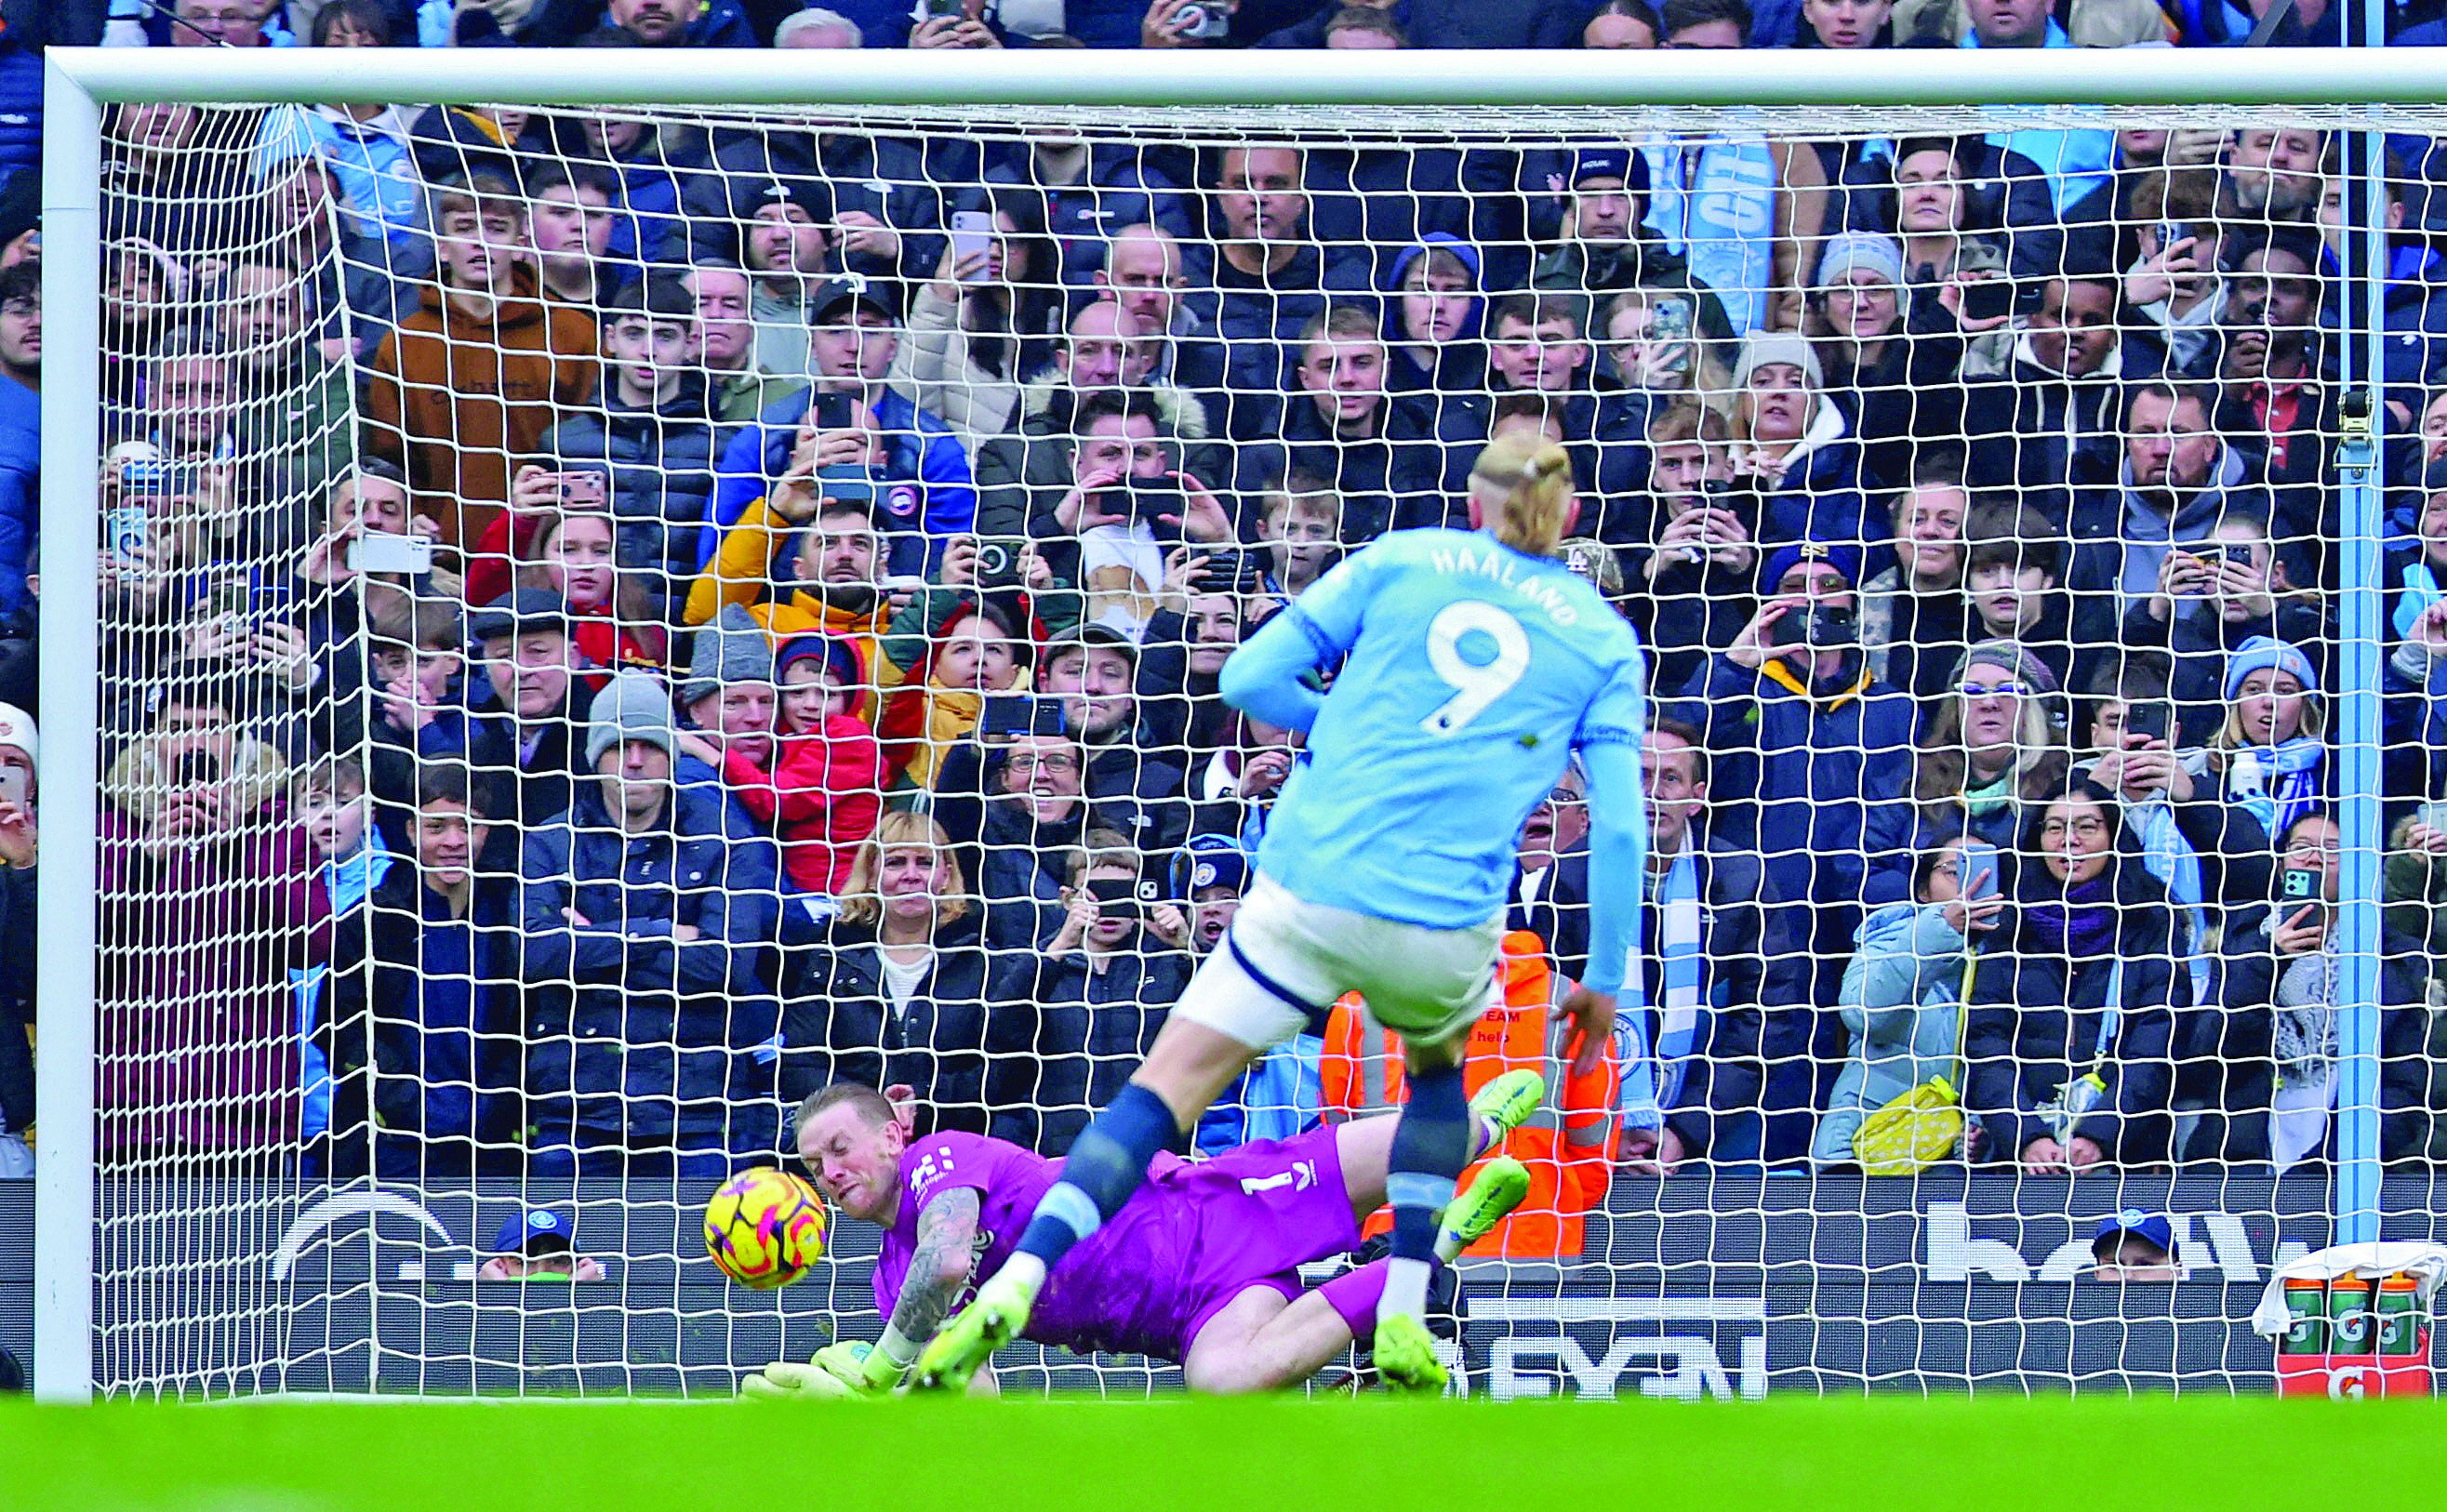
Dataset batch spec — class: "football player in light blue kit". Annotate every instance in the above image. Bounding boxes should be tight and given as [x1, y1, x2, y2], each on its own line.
[918, 432, 1647, 1393]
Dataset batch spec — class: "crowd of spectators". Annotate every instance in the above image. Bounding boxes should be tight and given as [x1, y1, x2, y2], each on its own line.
[9, 0, 2447, 1207]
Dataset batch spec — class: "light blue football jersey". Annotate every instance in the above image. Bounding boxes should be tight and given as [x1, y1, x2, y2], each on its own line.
[1247, 528, 1647, 931]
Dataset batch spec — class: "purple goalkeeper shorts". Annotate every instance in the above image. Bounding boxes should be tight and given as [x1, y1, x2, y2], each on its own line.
[1150, 1124, 1363, 1359]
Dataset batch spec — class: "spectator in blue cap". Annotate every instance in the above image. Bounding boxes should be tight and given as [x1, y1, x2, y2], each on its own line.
[1172, 834, 1250, 957]
[1669, 535, 1916, 1156]
[477, 1208, 608, 1281]
[2184, 635, 2324, 837]
[2089, 1210, 2179, 1280]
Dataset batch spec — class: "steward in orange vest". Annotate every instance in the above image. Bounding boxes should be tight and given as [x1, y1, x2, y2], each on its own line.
[1319, 929, 1619, 1258]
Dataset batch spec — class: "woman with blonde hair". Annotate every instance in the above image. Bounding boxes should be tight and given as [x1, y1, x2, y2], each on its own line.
[778, 811, 1007, 1137]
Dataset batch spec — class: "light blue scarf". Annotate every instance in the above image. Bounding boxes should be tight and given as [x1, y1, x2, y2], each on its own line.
[2127, 798, 2211, 1008]
[1621, 852, 1706, 1128]
[2229, 738, 2326, 842]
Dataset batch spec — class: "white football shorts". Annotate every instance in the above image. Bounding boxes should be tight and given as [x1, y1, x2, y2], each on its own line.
[1175, 874, 1504, 1053]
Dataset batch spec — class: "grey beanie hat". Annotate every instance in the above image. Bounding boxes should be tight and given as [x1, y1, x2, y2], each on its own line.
[585, 671, 679, 768]
[1949, 637, 2060, 698]
[682, 603, 777, 708]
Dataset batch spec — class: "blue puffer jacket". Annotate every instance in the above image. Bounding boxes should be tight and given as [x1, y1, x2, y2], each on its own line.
[539, 376, 729, 584]
[516, 785, 781, 1153]
[703, 383, 977, 576]
[1667, 652, 1917, 918]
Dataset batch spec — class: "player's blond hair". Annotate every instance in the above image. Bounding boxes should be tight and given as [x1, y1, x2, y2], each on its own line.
[1470, 431, 1575, 560]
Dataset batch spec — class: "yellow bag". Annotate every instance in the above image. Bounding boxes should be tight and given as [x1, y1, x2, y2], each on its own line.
[1850, 949, 1977, 1176]
[1852, 1075, 1963, 1175]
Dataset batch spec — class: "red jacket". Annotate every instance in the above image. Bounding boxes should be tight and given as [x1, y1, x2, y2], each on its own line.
[721, 714, 884, 894]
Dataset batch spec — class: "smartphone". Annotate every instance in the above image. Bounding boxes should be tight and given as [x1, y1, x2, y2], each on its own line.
[1958, 840, 2000, 902]
[919, 0, 966, 17]
[979, 694, 1040, 737]
[1196, 547, 1270, 595]
[1960, 276, 2015, 322]
[119, 458, 169, 497]
[349, 531, 435, 577]
[557, 471, 608, 508]
[949, 209, 995, 280]
[1775, 603, 1857, 648]
[2221, 542, 2254, 566]
[168, 751, 219, 790]
[249, 579, 299, 628]
[2121, 702, 2170, 745]
[0, 766, 26, 808]
[1117, 481, 1187, 528]
[1085, 875, 1143, 922]
[972, 535, 1027, 588]
[105, 504, 150, 562]
[1648, 296, 1695, 378]
[2281, 866, 2324, 905]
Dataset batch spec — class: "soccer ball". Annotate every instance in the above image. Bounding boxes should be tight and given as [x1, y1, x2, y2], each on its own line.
[704, 1167, 827, 1289]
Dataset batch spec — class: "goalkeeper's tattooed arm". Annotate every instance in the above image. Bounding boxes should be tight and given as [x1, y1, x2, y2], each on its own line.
[891, 1187, 982, 1352]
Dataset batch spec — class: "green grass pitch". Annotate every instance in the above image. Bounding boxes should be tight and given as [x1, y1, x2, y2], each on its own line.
[7, 1395, 2446, 1511]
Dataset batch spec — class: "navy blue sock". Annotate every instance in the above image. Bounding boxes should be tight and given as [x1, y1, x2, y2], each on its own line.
[1387, 1063, 1471, 1266]
[1015, 1081, 1179, 1269]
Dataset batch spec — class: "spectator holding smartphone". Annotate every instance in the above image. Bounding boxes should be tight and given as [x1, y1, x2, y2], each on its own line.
[893, 189, 1063, 450]
[1042, 391, 1232, 632]
[98, 685, 325, 1163]
[2185, 809, 2435, 1167]
[1962, 781, 2182, 1174]
[2121, 505, 2322, 741]
[708, 276, 977, 578]
[985, 829, 1189, 1154]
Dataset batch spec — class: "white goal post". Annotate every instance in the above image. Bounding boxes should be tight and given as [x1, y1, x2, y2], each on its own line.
[32, 42, 2440, 1404]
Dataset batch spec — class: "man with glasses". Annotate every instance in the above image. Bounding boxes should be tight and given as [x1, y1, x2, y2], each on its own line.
[2068, 380, 2279, 630]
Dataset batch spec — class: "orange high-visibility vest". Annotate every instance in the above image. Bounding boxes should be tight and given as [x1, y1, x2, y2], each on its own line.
[1319, 929, 1620, 1258]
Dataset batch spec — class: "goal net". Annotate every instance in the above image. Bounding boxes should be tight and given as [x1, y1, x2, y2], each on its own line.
[37, 63, 2447, 1399]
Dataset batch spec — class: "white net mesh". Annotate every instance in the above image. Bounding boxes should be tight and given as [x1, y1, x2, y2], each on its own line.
[53, 89, 2447, 1397]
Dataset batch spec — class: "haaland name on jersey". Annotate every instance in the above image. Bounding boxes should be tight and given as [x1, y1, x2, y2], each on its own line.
[1425, 540, 1587, 629]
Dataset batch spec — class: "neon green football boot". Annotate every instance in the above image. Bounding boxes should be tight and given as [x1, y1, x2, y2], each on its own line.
[1372, 1311, 1449, 1396]
[1469, 1068, 1545, 1148]
[911, 1267, 1037, 1392]
[1435, 1155, 1532, 1261]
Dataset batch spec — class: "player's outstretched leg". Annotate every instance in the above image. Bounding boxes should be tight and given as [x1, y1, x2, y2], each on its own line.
[1375, 1040, 1474, 1395]
[1180, 1160, 1532, 1395]
[915, 948, 1302, 1390]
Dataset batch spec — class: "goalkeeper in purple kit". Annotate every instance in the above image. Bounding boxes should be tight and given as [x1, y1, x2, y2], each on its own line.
[913, 433, 1647, 1395]
[742, 1077, 1540, 1399]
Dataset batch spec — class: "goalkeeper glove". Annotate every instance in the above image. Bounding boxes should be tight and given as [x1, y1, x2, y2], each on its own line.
[742, 1340, 909, 1401]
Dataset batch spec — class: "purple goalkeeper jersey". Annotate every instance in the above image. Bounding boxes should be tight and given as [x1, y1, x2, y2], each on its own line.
[872, 1126, 1363, 1363]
